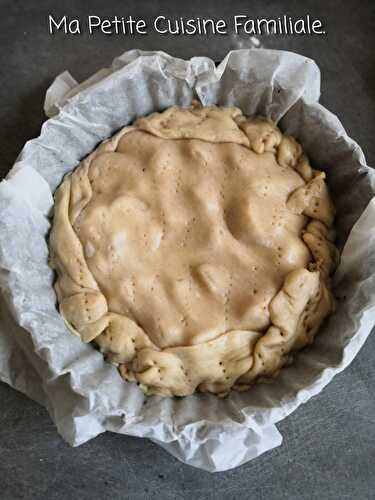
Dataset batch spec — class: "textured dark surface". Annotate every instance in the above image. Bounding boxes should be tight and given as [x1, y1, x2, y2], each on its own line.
[0, 1, 375, 499]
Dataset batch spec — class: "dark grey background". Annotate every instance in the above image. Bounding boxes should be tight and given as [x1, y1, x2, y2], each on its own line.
[1, 1, 375, 499]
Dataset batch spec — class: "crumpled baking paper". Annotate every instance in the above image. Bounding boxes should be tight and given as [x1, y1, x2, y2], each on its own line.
[0, 49, 374, 472]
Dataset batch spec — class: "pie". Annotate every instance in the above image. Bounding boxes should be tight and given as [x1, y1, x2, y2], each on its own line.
[49, 104, 338, 397]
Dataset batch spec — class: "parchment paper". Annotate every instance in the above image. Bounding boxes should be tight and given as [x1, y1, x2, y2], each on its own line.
[0, 49, 374, 472]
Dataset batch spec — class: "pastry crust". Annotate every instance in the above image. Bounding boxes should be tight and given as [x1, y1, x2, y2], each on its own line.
[49, 104, 338, 397]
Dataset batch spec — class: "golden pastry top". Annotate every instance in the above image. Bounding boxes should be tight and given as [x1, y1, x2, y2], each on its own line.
[49, 104, 338, 397]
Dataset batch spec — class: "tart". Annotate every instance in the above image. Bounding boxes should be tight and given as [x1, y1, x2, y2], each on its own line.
[49, 104, 338, 397]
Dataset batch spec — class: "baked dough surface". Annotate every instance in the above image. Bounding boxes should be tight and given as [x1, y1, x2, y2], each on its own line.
[49, 105, 338, 397]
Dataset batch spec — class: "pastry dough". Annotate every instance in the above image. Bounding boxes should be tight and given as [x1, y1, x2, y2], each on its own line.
[49, 104, 337, 397]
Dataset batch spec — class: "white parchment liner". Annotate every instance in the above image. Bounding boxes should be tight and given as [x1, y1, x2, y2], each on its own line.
[0, 49, 374, 472]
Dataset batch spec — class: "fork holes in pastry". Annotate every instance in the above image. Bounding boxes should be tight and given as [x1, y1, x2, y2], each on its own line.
[160, 211, 167, 241]
[180, 316, 188, 326]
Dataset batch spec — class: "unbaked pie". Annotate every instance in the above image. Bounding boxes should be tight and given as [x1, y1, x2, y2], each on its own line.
[49, 104, 338, 397]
